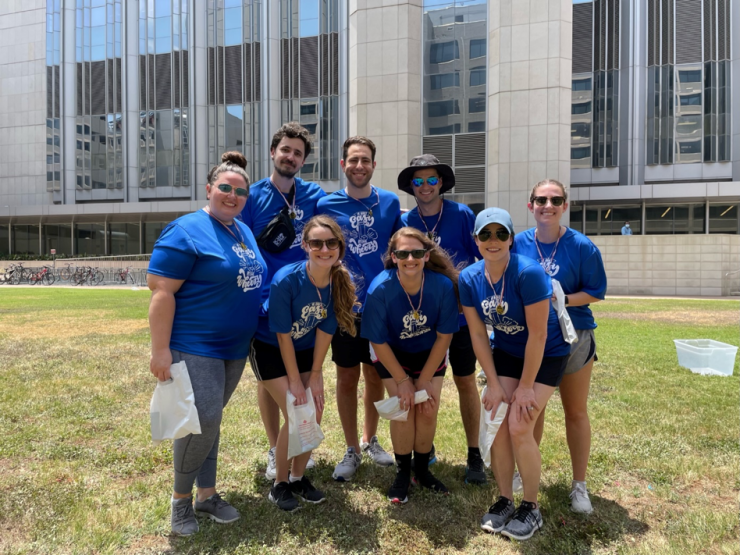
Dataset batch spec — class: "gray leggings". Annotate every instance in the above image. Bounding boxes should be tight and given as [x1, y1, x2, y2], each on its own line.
[171, 350, 246, 495]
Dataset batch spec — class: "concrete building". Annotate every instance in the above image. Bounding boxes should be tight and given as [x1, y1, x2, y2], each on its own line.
[0, 0, 738, 294]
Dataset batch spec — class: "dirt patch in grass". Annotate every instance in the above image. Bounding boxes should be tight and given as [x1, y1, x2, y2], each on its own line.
[599, 310, 737, 326]
[0, 312, 149, 339]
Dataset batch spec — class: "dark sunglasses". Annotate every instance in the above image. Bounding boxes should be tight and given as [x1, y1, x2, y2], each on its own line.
[216, 183, 249, 197]
[411, 176, 439, 187]
[532, 196, 566, 207]
[477, 228, 511, 243]
[307, 238, 340, 251]
[394, 249, 428, 260]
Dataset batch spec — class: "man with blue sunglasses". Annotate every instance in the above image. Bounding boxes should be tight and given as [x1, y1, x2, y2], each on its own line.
[398, 154, 486, 485]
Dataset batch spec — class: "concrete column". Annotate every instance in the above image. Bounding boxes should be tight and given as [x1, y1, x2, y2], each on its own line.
[731, 0, 740, 181]
[124, 0, 140, 201]
[348, 0, 423, 197]
[62, 0, 77, 205]
[487, 0, 573, 230]
[262, 0, 282, 177]
[619, 0, 646, 186]
[193, 0, 208, 200]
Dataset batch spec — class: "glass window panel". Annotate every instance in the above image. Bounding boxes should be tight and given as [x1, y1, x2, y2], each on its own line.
[470, 68, 485, 87]
[469, 38, 485, 59]
[155, 16, 171, 38]
[430, 72, 459, 89]
[429, 41, 460, 64]
[224, 28, 241, 45]
[0, 224, 9, 256]
[468, 97, 485, 113]
[569, 205, 583, 234]
[427, 100, 459, 117]
[572, 102, 591, 115]
[91, 6, 105, 25]
[43, 224, 72, 255]
[224, 7, 241, 29]
[155, 0, 171, 17]
[709, 204, 738, 234]
[75, 224, 105, 256]
[468, 121, 485, 132]
[109, 223, 141, 255]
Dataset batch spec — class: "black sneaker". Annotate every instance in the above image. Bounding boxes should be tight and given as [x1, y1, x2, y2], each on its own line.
[412, 471, 449, 494]
[465, 451, 487, 485]
[289, 477, 326, 504]
[387, 471, 411, 504]
[268, 481, 300, 512]
[480, 496, 515, 533]
[501, 501, 543, 541]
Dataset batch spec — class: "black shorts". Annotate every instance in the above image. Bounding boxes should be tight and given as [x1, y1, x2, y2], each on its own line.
[331, 315, 372, 368]
[448, 325, 477, 377]
[493, 347, 568, 388]
[370, 344, 447, 380]
[249, 338, 314, 381]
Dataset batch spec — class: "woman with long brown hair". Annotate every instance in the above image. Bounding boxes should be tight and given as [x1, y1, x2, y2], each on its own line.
[249, 215, 358, 512]
[361, 227, 460, 504]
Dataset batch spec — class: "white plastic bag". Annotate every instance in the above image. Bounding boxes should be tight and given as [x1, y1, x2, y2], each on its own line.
[150, 361, 201, 446]
[286, 387, 325, 458]
[478, 386, 509, 468]
[374, 390, 430, 421]
[551, 279, 578, 344]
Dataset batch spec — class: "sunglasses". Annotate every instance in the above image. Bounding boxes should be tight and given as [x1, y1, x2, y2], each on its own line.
[532, 196, 566, 207]
[411, 176, 440, 187]
[307, 238, 340, 251]
[216, 183, 249, 197]
[393, 249, 428, 260]
[477, 229, 511, 243]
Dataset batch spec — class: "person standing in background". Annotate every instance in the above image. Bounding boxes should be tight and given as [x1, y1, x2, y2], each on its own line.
[621, 221, 632, 235]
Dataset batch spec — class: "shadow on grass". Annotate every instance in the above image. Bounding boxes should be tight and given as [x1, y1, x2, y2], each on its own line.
[165, 460, 385, 553]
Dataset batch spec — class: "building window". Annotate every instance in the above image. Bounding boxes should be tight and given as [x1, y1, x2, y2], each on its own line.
[430, 73, 460, 90]
[708, 204, 738, 234]
[468, 121, 485, 132]
[572, 102, 591, 115]
[469, 38, 485, 59]
[469, 68, 485, 87]
[428, 100, 460, 118]
[468, 97, 485, 113]
[429, 41, 460, 64]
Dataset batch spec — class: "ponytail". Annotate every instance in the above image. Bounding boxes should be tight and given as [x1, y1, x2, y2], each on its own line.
[330, 263, 360, 336]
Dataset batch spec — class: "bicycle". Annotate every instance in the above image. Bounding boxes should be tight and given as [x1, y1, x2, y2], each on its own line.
[0, 263, 22, 285]
[116, 266, 136, 284]
[58, 262, 76, 282]
[28, 266, 56, 286]
[4, 262, 29, 285]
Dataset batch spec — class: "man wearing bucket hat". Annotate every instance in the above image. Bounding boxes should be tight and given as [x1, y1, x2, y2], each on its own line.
[398, 154, 486, 485]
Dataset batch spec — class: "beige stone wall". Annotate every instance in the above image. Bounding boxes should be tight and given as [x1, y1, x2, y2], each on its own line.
[591, 235, 740, 297]
[348, 0, 422, 208]
[487, 0, 572, 230]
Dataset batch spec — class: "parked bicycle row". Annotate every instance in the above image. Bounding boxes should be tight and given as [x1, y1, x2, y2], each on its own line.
[0, 262, 147, 286]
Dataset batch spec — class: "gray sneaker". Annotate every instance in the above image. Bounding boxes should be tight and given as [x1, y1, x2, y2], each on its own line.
[360, 436, 394, 467]
[570, 481, 593, 514]
[480, 496, 515, 533]
[332, 447, 363, 481]
[265, 447, 276, 481]
[171, 496, 199, 536]
[194, 493, 240, 524]
[501, 501, 543, 541]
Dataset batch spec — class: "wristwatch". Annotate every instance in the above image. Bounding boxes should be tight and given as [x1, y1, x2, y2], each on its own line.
[564, 295, 569, 306]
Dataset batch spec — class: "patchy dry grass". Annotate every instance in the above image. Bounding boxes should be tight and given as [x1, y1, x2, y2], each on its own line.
[0, 290, 738, 554]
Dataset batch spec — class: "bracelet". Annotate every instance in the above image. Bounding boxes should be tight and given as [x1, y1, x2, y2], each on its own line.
[395, 375, 410, 385]
[564, 294, 569, 306]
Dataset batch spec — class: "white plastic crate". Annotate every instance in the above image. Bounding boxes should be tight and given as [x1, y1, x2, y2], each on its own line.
[673, 339, 738, 377]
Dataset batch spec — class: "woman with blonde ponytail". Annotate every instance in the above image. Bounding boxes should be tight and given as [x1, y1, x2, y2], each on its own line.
[362, 227, 460, 504]
[248, 215, 358, 512]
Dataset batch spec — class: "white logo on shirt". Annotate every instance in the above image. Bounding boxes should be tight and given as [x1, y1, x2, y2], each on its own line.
[481, 297, 523, 335]
[399, 311, 431, 340]
[232, 243, 263, 292]
[347, 211, 379, 257]
[291, 302, 326, 339]
[539, 259, 560, 277]
[290, 207, 305, 249]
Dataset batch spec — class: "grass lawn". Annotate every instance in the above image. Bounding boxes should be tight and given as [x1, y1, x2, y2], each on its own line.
[0, 290, 738, 554]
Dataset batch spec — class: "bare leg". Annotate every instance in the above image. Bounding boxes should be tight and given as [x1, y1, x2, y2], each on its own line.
[453, 373, 481, 448]
[260, 377, 293, 484]
[559, 359, 594, 482]
[258, 382, 280, 448]
[336, 364, 361, 450]
[412, 376, 445, 453]
[491, 378, 518, 501]
[383, 378, 415, 455]
[362, 363, 384, 443]
[533, 408, 545, 446]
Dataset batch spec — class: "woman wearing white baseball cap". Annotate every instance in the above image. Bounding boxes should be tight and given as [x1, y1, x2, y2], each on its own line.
[458, 207, 570, 541]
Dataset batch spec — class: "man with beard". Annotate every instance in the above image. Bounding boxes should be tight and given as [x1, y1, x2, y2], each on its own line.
[240, 122, 326, 481]
[317, 136, 402, 481]
[398, 154, 486, 485]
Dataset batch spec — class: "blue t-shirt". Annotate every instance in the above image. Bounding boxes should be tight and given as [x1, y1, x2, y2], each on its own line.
[148, 209, 267, 360]
[240, 176, 326, 301]
[402, 199, 478, 326]
[459, 255, 570, 358]
[361, 269, 460, 353]
[512, 227, 607, 330]
[316, 186, 402, 309]
[255, 261, 338, 351]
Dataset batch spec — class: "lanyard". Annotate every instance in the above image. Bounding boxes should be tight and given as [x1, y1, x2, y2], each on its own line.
[416, 200, 444, 240]
[534, 227, 562, 269]
[397, 270, 424, 321]
[347, 186, 380, 218]
[204, 207, 246, 250]
[306, 261, 332, 319]
[271, 180, 297, 219]
[484, 259, 510, 315]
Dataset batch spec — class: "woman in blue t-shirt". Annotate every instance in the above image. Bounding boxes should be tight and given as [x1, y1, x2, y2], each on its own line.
[249, 215, 358, 512]
[458, 207, 570, 542]
[361, 227, 460, 504]
[147, 152, 267, 537]
[513, 179, 606, 514]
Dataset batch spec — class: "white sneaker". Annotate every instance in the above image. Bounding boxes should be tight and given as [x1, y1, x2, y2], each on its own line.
[512, 471, 523, 494]
[332, 447, 362, 481]
[360, 435, 394, 467]
[306, 454, 316, 470]
[265, 447, 276, 481]
[570, 481, 593, 514]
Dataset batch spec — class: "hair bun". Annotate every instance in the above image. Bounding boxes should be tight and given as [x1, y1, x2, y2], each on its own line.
[221, 151, 248, 170]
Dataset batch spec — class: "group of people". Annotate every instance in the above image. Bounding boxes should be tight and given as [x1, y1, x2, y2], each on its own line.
[147, 123, 607, 541]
